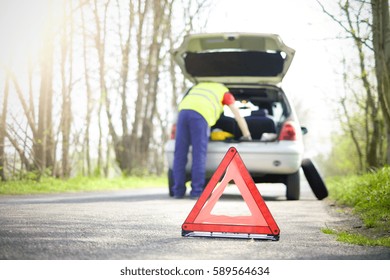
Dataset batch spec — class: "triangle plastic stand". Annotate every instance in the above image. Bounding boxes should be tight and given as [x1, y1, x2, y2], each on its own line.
[182, 147, 280, 241]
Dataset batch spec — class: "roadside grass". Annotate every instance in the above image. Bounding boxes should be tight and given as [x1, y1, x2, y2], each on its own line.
[323, 166, 390, 247]
[322, 228, 390, 247]
[0, 176, 167, 195]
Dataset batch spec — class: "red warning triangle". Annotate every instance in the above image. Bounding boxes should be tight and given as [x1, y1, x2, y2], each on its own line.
[182, 147, 280, 240]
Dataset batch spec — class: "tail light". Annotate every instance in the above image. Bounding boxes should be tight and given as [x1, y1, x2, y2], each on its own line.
[278, 121, 299, 141]
[170, 124, 177, 139]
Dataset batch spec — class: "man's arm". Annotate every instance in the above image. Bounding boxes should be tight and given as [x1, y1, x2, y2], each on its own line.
[227, 104, 252, 140]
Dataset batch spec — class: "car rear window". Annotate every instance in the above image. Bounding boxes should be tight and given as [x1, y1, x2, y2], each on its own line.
[184, 51, 285, 77]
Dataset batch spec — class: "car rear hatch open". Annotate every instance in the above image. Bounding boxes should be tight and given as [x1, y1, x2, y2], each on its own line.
[173, 33, 295, 85]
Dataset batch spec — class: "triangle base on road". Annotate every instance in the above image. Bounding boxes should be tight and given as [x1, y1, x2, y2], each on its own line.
[181, 147, 280, 241]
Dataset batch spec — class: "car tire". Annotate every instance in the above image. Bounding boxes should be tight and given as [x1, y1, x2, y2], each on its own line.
[285, 171, 300, 200]
[301, 158, 328, 200]
[168, 168, 174, 197]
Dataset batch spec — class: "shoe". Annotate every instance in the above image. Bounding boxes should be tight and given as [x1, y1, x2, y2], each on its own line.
[189, 195, 200, 200]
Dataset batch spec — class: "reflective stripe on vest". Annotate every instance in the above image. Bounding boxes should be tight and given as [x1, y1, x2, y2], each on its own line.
[178, 83, 228, 126]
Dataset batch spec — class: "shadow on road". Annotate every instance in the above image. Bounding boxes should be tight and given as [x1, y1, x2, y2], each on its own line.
[0, 192, 169, 205]
[0, 183, 319, 205]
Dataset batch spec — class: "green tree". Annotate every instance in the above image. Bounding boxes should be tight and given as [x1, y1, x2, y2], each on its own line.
[318, 0, 387, 173]
[371, 0, 390, 164]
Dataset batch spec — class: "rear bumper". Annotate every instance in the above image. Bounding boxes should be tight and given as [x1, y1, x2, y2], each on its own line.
[165, 140, 303, 176]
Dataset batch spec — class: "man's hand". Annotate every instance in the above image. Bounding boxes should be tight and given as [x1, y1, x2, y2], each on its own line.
[228, 104, 252, 140]
[240, 135, 252, 141]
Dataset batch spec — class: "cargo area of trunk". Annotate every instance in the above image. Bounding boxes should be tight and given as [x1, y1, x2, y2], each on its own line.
[210, 86, 288, 141]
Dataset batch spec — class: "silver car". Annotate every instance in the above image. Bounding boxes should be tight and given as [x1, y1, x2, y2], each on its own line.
[165, 33, 307, 200]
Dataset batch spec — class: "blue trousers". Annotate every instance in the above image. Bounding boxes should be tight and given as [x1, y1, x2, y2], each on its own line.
[172, 110, 209, 197]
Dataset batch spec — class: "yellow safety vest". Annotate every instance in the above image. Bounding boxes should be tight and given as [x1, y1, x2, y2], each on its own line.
[178, 82, 228, 126]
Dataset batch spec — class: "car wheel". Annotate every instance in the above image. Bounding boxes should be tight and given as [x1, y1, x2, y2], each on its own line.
[168, 169, 174, 197]
[301, 158, 328, 200]
[286, 171, 300, 200]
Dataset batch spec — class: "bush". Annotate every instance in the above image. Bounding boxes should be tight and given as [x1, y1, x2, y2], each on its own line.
[327, 166, 390, 230]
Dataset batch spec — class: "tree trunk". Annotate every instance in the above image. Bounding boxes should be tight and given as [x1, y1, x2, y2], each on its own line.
[60, 0, 73, 178]
[80, 0, 93, 176]
[371, 0, 390, 164]
[0, 73, 10, 181]
[110, 0, 134, 175]
[93, 0, 112, 177]
[343, 1, 381, 169]
[319, 0, 385, 171]
[32, 3, 55, 178]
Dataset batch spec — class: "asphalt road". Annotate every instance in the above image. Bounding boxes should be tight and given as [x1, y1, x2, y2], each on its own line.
[0, 181, 389, 260]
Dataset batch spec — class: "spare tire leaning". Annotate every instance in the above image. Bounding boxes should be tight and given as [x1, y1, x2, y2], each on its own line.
[168, 169, 174, 197]
[301, 158, 328, 200]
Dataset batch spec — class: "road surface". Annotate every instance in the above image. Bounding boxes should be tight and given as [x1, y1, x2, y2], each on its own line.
[0, 181, 389, 260]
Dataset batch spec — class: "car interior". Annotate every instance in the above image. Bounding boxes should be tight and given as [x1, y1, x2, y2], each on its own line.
[210, 86, 290, 141]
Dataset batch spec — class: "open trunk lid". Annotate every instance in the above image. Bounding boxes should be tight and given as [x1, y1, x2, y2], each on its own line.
[173, 33, 295, 84]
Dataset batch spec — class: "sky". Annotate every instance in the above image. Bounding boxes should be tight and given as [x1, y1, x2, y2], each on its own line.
[202, 0, 349, 157]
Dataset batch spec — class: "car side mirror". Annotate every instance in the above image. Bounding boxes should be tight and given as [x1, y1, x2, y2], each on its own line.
[301, 127, 308, 135]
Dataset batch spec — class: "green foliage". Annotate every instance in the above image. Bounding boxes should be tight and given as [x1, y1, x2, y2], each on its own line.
[322, 104, 387, 177]
[319, 132, 361, 176]
[322, 229, 390, 247]
[128, 167, 151, 177]
[321, 228, 336, 235]
[336, 232, 390, 247]
[326, 166, 390, 246]
[0, 176, 167, 195]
